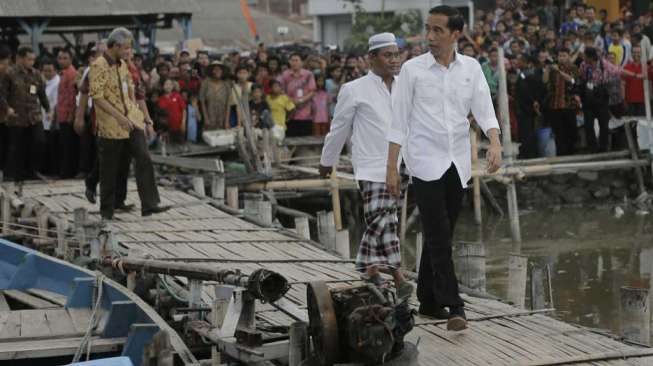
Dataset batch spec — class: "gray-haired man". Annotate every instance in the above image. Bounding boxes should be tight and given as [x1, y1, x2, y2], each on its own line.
[89, 27, 168, 220]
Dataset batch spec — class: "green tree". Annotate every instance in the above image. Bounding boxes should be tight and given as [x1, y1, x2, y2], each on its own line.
[343, 2, 423, 54]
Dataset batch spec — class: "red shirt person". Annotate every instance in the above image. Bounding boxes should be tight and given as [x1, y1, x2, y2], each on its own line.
[622, 45, 653, 115]
[157, 78, 186, 143]
[56, 49, 79, 178]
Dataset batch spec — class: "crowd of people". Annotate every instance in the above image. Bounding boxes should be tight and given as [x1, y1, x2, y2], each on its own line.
[0, 1, 652, 185]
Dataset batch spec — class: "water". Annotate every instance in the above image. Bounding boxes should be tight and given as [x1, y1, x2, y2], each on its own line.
[399, 206, 653, 335]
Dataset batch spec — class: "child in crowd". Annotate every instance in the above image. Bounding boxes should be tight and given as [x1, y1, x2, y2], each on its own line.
[266, 79, 295, 142]
[185, 91, 201, 143]
[250, 84, 272, 129]
[157, 78, 187, 144]
[312, 73, 330, 136]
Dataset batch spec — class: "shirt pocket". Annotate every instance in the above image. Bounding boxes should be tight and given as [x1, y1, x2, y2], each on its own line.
[415, 80, 439, 100]
[455, 79, 474, 112]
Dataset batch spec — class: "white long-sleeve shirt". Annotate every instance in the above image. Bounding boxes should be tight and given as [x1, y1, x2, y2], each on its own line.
[320, 71, 396, 183]
[387, 52, 500, 188]
[42, 74, 60, 130]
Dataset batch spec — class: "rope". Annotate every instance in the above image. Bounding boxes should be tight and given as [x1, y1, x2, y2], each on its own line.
[71, 275, 104, 363]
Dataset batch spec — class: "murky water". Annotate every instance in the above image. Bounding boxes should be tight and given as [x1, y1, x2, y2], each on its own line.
[397, 206, 653, 336]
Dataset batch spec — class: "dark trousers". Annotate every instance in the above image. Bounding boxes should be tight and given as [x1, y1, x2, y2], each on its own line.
[286, 119, 313, 137]
[79, 118, 96, 174]
[58, 122, 79, 178]
[413, 164, 465, 309]
[6, 124, 44, 182]
[0, 124, 7, 173]
[583, 104, 610, 152]
[517, 112, 538, 159]
[550, 109, 577, 156]
[98, 129, 159, 219]
[42, 129, 60, 176]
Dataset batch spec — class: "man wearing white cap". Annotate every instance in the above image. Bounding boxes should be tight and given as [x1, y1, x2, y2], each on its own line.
[387, 6, 502, 331]
[319, 32, 414, 300]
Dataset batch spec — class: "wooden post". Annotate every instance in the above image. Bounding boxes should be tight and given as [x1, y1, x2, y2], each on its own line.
[243, 193, 261, 221]
[507, 254, 528, 308]
[400, 189, 409, 245]
[624, 122, 646, 195]
[317, 210, 336, 250]
[189, 279, 203, 320]
[211, 175, 225, 203]
[620, 286, 650, 345]
[335, 230, 350, 258]
[640, 39, 653, 185]
[258, 200, 273, 226]
[288, 321, 308, 366]
[531, 265, 546, 310]
[56, 219, 68, 259]
[1, 193, 10, 236]
[226, 186, 239, 209]
[471, 128, 482, 225]
[192, 176, 206, 197]
[330, 167, 343, 231]
[294, 217, 310, 240]
[36, 208, 49, 243]
[415, 232, 423, 273]
[127, 272, 137, 291]
[497, 47, 522, 243]
[210, 296, 224, 365]
[456, 242, 486, 292]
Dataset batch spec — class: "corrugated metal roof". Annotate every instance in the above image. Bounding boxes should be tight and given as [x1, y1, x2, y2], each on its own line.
[158, 0, 312, 48]
[0, 0, 198, 17]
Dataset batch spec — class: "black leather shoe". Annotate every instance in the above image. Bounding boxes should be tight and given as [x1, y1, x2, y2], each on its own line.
[418, 305, 450, 320]
[115, 203, 135, 212]
[447, 307, 467, 331]
[142, 205, 171, 217]
[85, 188, 96, 204]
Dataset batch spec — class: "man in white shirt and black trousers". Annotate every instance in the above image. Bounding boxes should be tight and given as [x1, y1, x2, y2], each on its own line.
[386, 6, 502, 331]
[319, 33, 414, 301]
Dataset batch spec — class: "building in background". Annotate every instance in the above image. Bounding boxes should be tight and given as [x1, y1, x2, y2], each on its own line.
[308, 0, 474, 50]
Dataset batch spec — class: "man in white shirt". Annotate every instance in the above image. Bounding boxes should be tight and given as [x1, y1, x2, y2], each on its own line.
[319, 33, 413, 300]
[386, 6, 502, 331]
[41, 58, 60, 176]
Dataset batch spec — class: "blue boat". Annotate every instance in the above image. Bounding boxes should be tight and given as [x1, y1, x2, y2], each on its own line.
[0, 239, 197, 366]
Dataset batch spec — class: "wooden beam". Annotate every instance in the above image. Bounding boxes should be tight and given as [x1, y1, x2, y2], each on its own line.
[2, 290, 59, 309]
[0, 336, 126, 360]
[150, 154, 224, 173]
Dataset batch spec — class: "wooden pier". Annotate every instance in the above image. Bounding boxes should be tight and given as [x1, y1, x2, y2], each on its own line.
[1, 179, 653, 365]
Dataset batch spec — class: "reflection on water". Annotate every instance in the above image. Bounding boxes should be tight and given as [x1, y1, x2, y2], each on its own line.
[398, 206, 653, 335]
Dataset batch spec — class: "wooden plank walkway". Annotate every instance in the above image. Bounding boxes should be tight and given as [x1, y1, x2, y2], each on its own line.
[8, 179, 653, 365]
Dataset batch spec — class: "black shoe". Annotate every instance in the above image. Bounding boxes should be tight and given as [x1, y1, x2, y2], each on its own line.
[447, 307, 467, 331]
[115, 203, 135, 212]
[142, 205, 171, 217]
[418, 305, 450, 320]
[85, 188, 96, 204]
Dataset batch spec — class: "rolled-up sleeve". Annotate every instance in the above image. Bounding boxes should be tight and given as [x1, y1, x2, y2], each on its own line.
[89, 62, 107, 100]
[387, 64, 412, 146]
[470, 63, 500, 136]
[320, 83, 356, 167]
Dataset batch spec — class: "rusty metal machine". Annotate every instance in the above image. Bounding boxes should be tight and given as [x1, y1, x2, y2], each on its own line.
[306, 281, 416, 366]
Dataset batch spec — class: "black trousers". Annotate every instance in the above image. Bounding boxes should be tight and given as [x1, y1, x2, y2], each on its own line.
[5, 124, 44, 182]
[550, 109, 577, 156]
[517, 111, 538, 159]
[98, 129, 159, 219]
[58, 122, 79, 178]
[42, 129, 60, 176]
[0, 123, 7, 173]
[583, 104, 610, 152]
[413, 164, 465, 309]
[79, 118, 96, 174]
[286, 119, 313, 137]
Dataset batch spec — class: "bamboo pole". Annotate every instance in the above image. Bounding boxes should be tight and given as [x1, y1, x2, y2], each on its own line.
[497, 47, 522, 243]
[471, 127, 482, 225]
[624, 122, 646, 195]
[243, 178, 357, 191]
[640, 38, 653, 184]
[330, 167, 342, 231]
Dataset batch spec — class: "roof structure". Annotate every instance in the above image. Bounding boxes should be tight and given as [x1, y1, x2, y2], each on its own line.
[0, 0, 198, 34]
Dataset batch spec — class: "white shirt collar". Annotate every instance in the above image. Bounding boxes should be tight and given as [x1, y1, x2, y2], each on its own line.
[367, 70, 395, 91]
[425, 50, 463, 69]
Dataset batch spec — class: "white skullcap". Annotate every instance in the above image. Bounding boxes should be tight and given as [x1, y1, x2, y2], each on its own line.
[368, 32, 397, 52]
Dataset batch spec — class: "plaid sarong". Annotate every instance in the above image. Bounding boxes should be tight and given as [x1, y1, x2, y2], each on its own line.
[355, 180, 405, 271]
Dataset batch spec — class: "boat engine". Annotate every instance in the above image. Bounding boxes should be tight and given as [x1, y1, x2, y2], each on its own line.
[306, 281, 415, 365]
